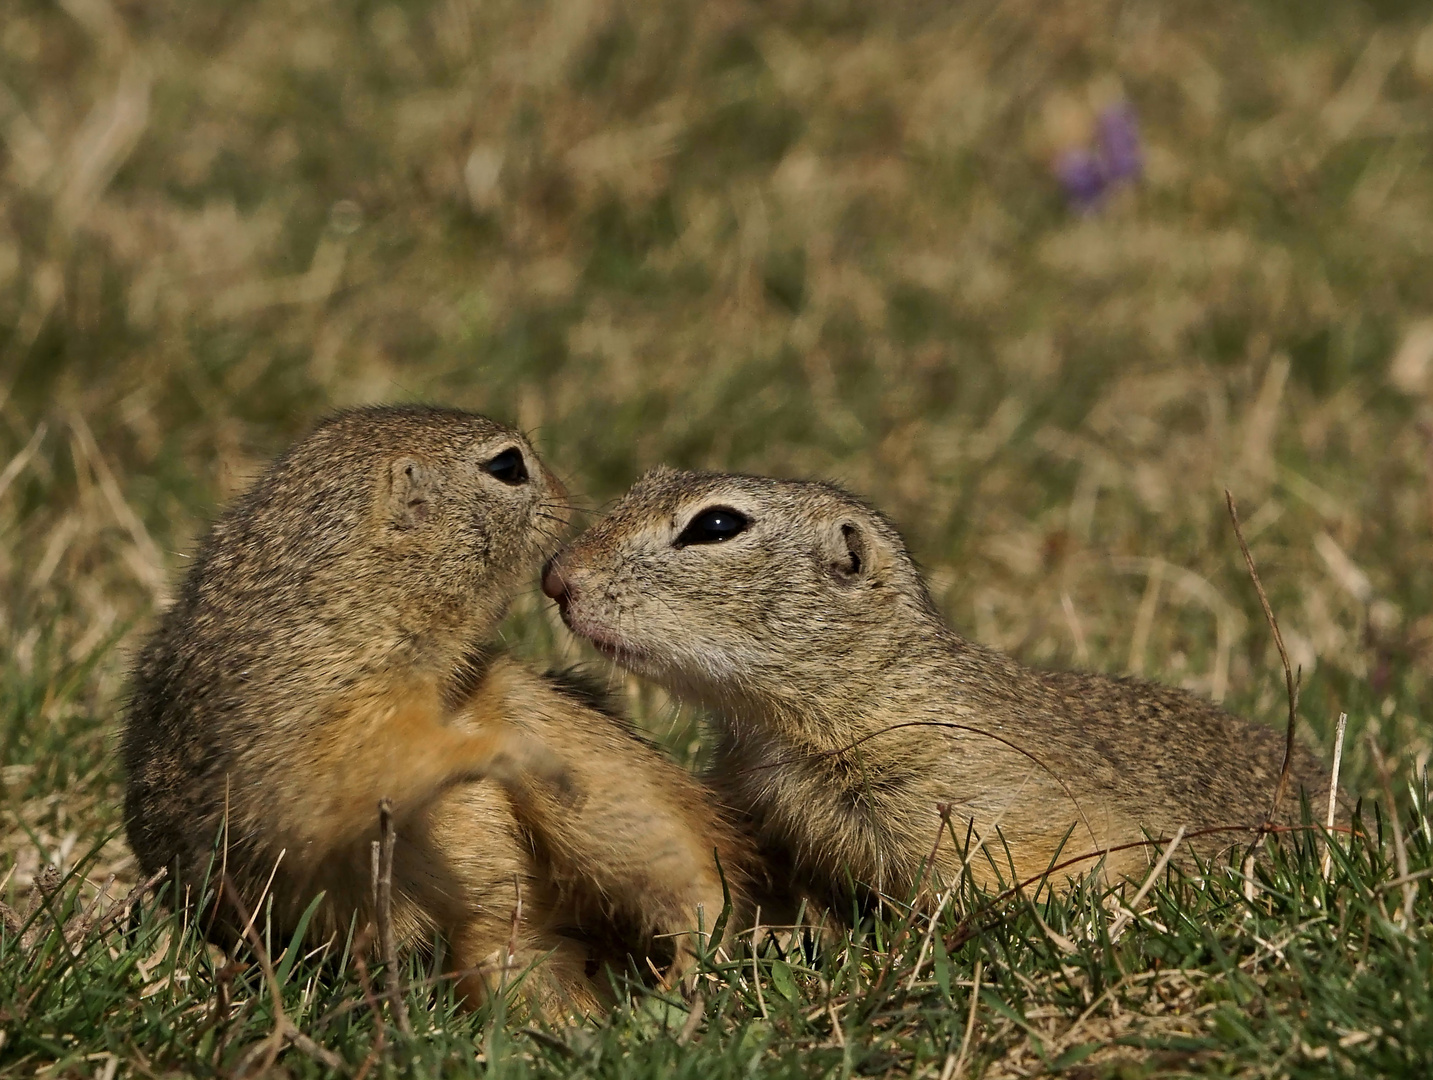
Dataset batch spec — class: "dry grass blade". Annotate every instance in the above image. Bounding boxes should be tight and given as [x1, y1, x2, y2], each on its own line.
[675, 991, 705, 1047]
[207, 959, 242, 1066]
[1127, 559, 1164, 676]
[351, 925, 386, 1080]
[826, 1001, 846, 1050]
[1109, 825, 1185, 943]
[220, 873, 344, 1075]
[501, 875, 524, 998]
[1027, 899, 1078, 956]
[1375, 866, 1433, 894]
[1225, 490, 1299, 830]
[1366, 737, 1414, 927]
[907, 884, 959, 989]
[907, 809, 961, 991]
[882, 804, 953, 992]
[68, 411, 166, 600]
[751, 904, 768, 1021]
[0, 422, 47, 503]
[940, 957, 982, 1080]
[375, 797, 413, 1036]
[1322, 713, 1348, 880]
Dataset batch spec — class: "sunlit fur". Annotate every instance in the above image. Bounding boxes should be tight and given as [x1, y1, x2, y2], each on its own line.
[122, 411, 751, 1017]
[547, 467, 1340, 914]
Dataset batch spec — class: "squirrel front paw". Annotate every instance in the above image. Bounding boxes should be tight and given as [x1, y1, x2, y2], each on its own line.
[485, 728, 581, 806]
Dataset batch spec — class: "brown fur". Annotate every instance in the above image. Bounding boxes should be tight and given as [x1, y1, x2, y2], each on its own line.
[122, 410, 750, 1017]
[544, 468, 1342, 915]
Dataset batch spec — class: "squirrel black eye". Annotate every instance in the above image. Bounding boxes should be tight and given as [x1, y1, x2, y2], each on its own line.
[483, 447, 528, 485]
[675, 507, 749, 547]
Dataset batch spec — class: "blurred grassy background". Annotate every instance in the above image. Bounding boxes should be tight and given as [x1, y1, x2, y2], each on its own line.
[2, 0, 1433, 896]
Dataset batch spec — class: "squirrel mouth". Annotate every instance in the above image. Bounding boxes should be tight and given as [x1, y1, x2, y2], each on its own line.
[588, 631, 646, 667]
[563, 614, 648, 668]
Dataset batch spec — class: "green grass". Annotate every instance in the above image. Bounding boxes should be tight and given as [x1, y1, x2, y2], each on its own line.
[4, 0, 1433, 1074]
[7, 802, 1433, 1077]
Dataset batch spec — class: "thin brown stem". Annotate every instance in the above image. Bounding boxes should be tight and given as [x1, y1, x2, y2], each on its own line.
[351, 924, 385, 1080]
[1225, 490, 1299, 830]
[1368, 736, 1414, 927]
[875, 803, 953, 994]
[376, 798, 412, 1036]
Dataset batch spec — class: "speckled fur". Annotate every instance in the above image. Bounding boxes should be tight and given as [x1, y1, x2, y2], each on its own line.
[545, 468, 1341, 914]
[122, 410, 750, 1016]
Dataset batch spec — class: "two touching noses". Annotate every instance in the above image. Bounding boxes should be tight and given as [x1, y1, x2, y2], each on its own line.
[541, 553, 575, 612]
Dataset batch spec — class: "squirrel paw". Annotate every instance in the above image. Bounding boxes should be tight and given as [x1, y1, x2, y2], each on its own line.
[490, 730, 582, 807]
[536, 756, 581, 808]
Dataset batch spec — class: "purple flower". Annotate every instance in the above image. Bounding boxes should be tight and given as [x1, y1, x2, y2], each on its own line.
[1053, 101, 1143, 212]
[1097, 102, 1142, 183]
[1054, 148, 1107, 211]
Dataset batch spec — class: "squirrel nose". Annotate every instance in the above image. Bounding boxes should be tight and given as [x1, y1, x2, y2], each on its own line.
[541, 555, 574, 610]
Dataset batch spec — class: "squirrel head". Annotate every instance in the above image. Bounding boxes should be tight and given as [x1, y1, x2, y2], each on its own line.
[190, 405, 569, 673]
[543, 468, 942, 713]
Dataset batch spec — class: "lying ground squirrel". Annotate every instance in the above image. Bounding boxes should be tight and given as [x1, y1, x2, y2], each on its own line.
[122, 409, 751, 1015]
[543, 468, 1339, 912]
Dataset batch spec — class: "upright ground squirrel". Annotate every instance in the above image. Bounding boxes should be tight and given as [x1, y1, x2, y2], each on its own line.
[543, 468, 1338, 912]
[123, 410, 751, 1014]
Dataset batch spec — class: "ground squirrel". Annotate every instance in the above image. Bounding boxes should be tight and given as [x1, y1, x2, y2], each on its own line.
[542, 468, 1339, 912]
[122, 409, 751, 1015]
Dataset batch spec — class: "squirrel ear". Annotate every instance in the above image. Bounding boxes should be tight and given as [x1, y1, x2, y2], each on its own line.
[824, 519, 874, 583]
[388, 457, 435, 528]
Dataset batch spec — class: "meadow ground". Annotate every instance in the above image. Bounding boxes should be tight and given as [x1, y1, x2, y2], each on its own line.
[3, 0, 1433, 1075]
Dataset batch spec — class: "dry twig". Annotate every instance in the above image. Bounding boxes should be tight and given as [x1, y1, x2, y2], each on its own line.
[375, 797, 413, 1036]
[86, 866, 167, 940]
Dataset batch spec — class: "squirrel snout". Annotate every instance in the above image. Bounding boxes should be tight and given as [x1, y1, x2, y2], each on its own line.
[541, 555, 575, 610]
